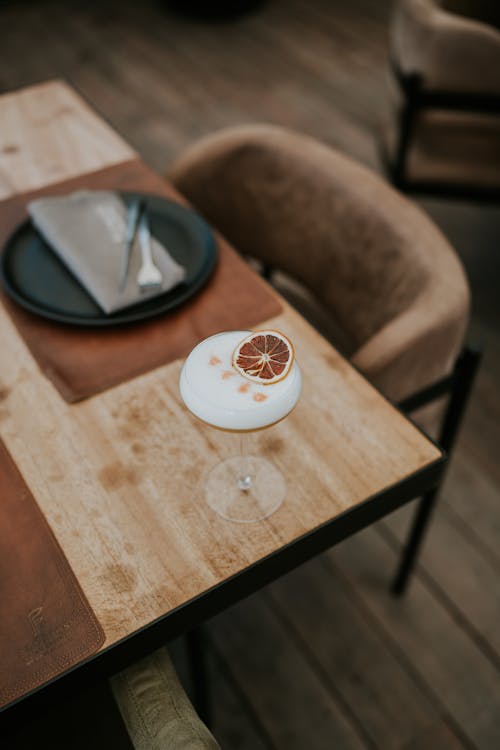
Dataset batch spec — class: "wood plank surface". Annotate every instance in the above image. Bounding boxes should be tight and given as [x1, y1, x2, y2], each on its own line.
[381, 502, 500, 664]
[328, 527, 500, 749]
[266, 557, 464, 749]
[0, 282, 439, 651]
[0, 80, 135, 200]
[2, 1, 500, 748]
[0, 79, 439, 662]
[207, 593, 366, 750]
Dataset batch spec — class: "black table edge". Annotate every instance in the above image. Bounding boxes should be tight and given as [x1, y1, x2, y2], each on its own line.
[1, 449, 445, 733]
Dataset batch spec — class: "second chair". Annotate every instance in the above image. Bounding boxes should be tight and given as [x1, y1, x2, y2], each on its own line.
[168, 124, 477, 592]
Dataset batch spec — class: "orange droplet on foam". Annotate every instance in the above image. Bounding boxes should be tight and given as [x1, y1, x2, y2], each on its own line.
[222, 370, 235, 380]
[238, 383, 250, 393]
[253, 393, 267, 402]
[209, 355, 222, 366]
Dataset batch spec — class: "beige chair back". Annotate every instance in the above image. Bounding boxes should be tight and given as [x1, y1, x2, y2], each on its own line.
[169, 125, 469, 402]
[392, 0, 500, 94]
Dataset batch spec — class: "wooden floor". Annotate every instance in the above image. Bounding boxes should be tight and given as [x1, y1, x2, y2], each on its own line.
[2, 1, 500, 748]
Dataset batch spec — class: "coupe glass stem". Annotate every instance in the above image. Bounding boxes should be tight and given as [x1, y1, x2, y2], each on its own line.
[237, 434, 252, 492]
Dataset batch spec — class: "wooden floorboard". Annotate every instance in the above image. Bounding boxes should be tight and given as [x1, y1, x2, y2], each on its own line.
[266, 557, 464, 749]
[207, 646, 276, 750]
[207, 594, 368, 750]
[382, 501, 500, 666]
[329, 528, 500, 749]
[2, 0, 500, 747]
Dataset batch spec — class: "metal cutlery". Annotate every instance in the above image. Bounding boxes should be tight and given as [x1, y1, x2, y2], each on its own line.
[137, 209, 163, 292]
[119, 199, 142, 292]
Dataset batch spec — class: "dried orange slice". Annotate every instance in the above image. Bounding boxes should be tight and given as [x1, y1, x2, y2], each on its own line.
[232, 330, 294, 385]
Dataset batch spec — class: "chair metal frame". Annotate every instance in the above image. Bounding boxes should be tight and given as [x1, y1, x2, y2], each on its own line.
[383, 60, 500, 202]
[393, 345, 482, 594]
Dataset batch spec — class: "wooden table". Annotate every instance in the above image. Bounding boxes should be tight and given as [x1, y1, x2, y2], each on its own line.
[0, 81, 443, 724]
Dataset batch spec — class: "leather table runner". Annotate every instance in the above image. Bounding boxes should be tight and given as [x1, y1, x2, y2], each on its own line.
[0, 439, 104, 708]
[0, 159, 282, 402]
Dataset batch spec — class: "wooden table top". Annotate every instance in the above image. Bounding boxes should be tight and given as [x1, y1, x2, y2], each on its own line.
[0, 81, 441, 655]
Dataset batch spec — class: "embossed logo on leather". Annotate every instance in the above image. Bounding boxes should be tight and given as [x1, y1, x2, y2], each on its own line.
[29, 606, 44, 637]
[22, 606, 71, 665]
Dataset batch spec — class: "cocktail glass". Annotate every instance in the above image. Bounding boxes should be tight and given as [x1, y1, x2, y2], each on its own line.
[179, 330, 302, 523]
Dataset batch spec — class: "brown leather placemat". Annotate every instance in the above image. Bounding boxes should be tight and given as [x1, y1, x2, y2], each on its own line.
[0, 159, 282, 402]
[0, 439, 105, 708]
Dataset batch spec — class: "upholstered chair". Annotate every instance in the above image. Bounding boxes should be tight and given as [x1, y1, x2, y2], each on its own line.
[111, 648, 220, 750]
[169, 124, 469, 404]
[388, 0, 500, 196]
[168, 124, 479, 593]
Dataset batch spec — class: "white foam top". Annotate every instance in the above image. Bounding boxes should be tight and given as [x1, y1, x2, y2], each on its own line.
[179, 331, 302, 431]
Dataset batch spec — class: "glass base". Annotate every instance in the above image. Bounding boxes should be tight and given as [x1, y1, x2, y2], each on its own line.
[205, 455, 285, 523]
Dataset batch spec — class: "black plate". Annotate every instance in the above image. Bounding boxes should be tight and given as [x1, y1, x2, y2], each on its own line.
[0, 192, 217, 327]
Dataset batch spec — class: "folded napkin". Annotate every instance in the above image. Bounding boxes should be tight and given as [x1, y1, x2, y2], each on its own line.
[28, 191, 187, 314]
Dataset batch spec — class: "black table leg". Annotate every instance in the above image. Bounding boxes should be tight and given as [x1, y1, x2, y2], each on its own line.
[186, 627, 211, 728]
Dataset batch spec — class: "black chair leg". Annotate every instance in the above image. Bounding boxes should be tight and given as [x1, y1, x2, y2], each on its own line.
[391, 487, 438, 595]
[186, 627, 211, 727]
[391, 346, 482, 596]
[390, 72, 421, 189]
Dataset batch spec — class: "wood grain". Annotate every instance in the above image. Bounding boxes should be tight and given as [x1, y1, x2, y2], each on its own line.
[3, 4, 500, 749]
[0, 80, 135, 200]
[266, 557, 463, 749]
[208, 592, 366, 750]
[0, 82, 439, 657]
[328, 527, 500, 749]
[0, 295, 440, 650]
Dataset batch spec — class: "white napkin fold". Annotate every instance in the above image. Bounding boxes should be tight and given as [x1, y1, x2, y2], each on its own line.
[28, 191, 187, 314]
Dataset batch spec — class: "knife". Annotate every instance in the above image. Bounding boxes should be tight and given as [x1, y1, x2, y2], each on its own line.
[119, 199, 143, 292]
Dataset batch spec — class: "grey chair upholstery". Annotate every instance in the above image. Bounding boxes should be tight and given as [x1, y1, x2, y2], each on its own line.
[388, 0, 500, 196]
[111, 649, 220, 750]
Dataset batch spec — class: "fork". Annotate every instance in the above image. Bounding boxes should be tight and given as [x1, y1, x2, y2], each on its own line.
[119, 198, 142, 292]
[137, 209, 163, 292]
